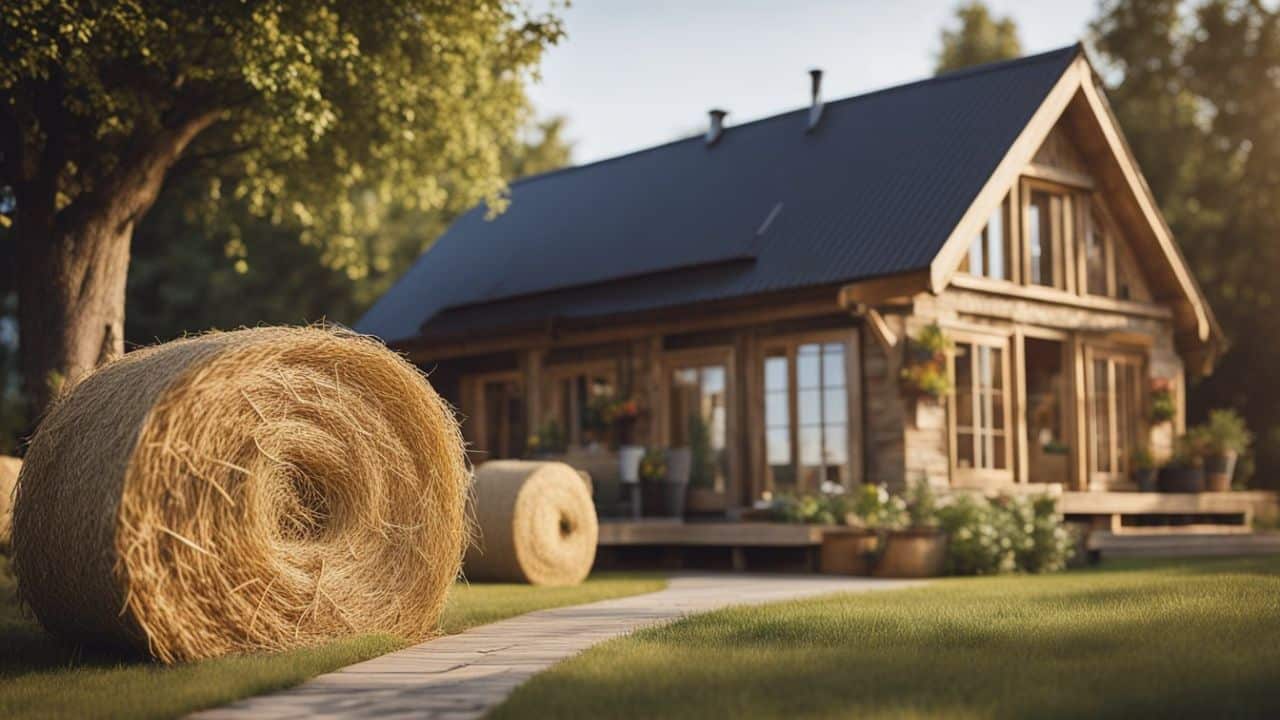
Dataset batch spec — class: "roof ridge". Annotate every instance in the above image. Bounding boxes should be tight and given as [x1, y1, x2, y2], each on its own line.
[508, 43, 1082, 189]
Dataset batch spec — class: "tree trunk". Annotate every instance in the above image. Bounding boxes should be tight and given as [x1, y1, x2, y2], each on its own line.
[16, 205, 131, 417]
[14, 108, 218, 420]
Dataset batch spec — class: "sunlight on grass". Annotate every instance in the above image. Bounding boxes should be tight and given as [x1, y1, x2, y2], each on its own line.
[492, 556, 1280, 720]
[0, 556, 663, 720]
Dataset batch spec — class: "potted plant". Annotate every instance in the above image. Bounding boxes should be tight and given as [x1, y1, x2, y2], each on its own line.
[874, 478, 947, 578]
[1149, 378, 1176, 425]
[1131, 446, 1157, 492]
[1203, 409, 1251, 492]
[629, 446, 693, 518]
[1158, 429, 1208, 493]
[899, 323, 951, 427]
[820, 484, 887, 576]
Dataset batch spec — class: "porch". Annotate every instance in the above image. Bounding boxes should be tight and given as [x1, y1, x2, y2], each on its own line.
[592, 490, 1280, 570]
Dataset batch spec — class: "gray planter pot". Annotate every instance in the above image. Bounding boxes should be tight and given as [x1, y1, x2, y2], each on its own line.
[1133, 468, 1158, 493]
[1158, 466, 1205, 493]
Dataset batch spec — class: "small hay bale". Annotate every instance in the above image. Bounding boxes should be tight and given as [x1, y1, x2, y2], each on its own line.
[0, 455, 19, 549]
[12, 327, 469, 663]
[465, 461, 597, 586]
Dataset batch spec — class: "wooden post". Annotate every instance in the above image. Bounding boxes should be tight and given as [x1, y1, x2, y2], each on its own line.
[1068, 335, 1089, 491]
[521, 348, 544, 439]
[1013, 328, 1029, 483]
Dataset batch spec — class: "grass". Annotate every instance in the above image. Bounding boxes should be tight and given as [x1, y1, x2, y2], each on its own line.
[0, 556, 664, 720]
[492, 556, 1280, 720]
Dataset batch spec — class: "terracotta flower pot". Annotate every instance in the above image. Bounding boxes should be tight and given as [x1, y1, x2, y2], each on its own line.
[873, 528, 947, 578]
[1204, 451, 1237, 492]
[820, 529, 880, 576]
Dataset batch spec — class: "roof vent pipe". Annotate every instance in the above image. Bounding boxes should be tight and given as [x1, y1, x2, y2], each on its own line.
[706, 108, 728, 146]
[807, 68, 824, 132]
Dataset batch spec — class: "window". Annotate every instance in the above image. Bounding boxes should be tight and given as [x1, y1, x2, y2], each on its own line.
[963, 194, 1012, 281]
[668, 362, 729, 492]
[1026, 189, 1061, 288]
[542, 364, 617, 450]
[1088, 352, 1143, 481]
[1083, 209, 1110, 296]
[952, 338, 1010, 473]
[475, 375, 526, 459]
[762, 338, 852, 492]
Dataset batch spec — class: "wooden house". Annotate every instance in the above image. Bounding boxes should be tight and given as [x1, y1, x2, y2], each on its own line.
[359, 46, 1271, 545]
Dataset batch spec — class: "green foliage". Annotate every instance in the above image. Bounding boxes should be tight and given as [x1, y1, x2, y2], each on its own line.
[1149, 379, 1177, 424]
[125, 116, 572, 341]
[526, 419, 566, 457]
[1170, 426, 1212, 468]
[900, 323, 952, 399]
[850, 484, 908, 530]
[1203, 408, 1252, 455]
[904, 476, 939, 529]
[1132, 445, 1156, 471]
[638, 448, 667, 483]
[1091, 0, 1280, 487]
[1, 1, 564, 277]
[773, 491, 852, 526]
[936, 493, 1073, 575]
[935, 1, 1023, 74]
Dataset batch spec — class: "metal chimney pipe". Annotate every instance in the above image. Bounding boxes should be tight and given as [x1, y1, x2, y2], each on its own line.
[807, 68, 824, 132]
[706, 108, 728, 145]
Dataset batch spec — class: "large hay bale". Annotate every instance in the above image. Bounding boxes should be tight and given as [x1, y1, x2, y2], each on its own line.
[0, 455, 19, 549]
[12, 327, 468, 663]
[464, 461, 597, 586]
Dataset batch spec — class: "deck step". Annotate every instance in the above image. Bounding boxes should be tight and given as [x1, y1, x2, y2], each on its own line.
[1090, 531, 1280, 557]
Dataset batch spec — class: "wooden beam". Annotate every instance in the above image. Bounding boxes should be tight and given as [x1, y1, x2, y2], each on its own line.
[837, 271, 930, 307]
[1024, 162, 1095, 190]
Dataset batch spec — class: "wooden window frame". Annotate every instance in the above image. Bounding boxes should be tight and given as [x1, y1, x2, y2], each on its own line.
[1084, 345, 1146, 489]
[759, 330, 861, 495]
[1021, 177, 1076, 294]
[659, 346, 738, 496]
[962, 191, 1019, 284]
[1076, 193, 1120, 299]
[542, 360, 619, 449]
[947, 328, 1015, 489]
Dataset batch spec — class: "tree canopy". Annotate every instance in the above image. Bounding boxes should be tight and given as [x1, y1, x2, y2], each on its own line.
[1092, 0, 1280, 486]
[935, 1, 1023, 74]
[0, 0, 563, 415]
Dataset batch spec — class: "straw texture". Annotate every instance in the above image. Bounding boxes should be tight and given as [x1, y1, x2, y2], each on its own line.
[464, 461, 597, 586]
[11, 327, 468, 663]
[0, 455, 19, 550]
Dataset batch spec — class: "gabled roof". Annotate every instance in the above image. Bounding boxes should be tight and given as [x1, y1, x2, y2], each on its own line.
[357, 45, 1084, 344]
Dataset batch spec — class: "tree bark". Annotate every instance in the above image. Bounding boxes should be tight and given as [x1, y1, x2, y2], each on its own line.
[15, 108, 219, 419]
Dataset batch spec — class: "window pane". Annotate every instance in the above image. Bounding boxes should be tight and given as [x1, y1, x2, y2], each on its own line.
[987, 202, 1005, 280]
[767, 428, 791, 466]
[765, 355, 788, 391]
[955, 343, 973, 429]
[766, 391, 789, 427]
[969, 233, 985, 278]
[701, 366, 725, 395]
[1086, 211, 1108, 296]
[797, 345, 820, 389]
[957, 431, 975, 468]
[798, 388, 821, 426]
[799, 426, 822, 466]
[1029, 191, 1054, 287]
[1092, 359, 1112, 473]
[990, 390, 1005, 430]
[822, 343, 845, 387]
[993, 434, 1007, 470]
[823, 425, 848, 465]
[823, 387, 847, 425]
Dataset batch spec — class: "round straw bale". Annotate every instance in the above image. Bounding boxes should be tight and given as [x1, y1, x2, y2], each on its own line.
[0, 455, 19, 549]
[11, 327, 468, 663]
[464, 461, 597, 586]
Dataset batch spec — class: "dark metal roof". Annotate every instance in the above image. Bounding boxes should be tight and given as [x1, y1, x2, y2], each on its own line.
[357, 45, 1080, 344]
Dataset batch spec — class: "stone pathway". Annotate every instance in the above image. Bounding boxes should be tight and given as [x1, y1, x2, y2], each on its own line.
[194, 573, 921, 720]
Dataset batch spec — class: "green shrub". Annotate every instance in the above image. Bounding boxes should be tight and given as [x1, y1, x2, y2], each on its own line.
[937, 493, 1073, 575]
[1203, 408, 1253, 456]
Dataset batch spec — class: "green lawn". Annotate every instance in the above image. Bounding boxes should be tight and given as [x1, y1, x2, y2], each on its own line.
[493, 556, 1280, 720]
[0, 557, 664, 720]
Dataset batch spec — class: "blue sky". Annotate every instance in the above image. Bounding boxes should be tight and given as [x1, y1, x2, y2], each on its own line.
[527, 1, 1097, 164]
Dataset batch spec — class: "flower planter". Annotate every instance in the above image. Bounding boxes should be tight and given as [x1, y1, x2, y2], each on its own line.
[640, 480, 688, 517]
[873, 528, 947, 578]
[1133, 468, 1158, 493]
[1204, 451, 1237, 492]
[1158, 466, 1205, 493]
[820, 529, 880, 576]
[685, 487, 727, 514]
